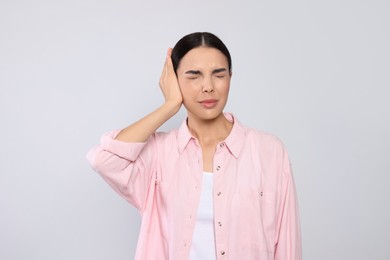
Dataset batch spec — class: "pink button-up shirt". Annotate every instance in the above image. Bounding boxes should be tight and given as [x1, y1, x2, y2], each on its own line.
[86, 114, 301, 260]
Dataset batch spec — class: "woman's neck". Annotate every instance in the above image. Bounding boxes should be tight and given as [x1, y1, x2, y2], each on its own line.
[187, 113, 233, 146]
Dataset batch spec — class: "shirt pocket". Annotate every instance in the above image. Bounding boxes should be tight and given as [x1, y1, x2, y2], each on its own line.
[155, 179, 169, 210]
[259, 190, 277, 245]
[260, 190, 276, 206]
[231, 187, 273, 252]
[232, 186, 261, 210]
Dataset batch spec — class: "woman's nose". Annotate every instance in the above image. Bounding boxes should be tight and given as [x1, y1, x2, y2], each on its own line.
[202, 78, 214, 93]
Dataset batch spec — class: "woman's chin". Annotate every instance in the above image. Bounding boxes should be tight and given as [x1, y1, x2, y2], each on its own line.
[187, 109, 225, 122]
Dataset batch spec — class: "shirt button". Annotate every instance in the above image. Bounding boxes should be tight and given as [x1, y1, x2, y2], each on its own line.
[220, 250, 226, 255]
[219, 143, 225, 148]
[216, 165, 221, 171]
[218, 221, 222, 226]
[217, 191, 222, 196]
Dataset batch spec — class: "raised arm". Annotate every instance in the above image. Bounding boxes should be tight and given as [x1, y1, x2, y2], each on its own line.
[86, 48, 182, 211]
[115, 48, 182, 142]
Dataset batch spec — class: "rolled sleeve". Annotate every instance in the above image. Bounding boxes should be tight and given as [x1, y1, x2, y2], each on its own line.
[86, 130, 158, 211]
[100, 130, 147, 161]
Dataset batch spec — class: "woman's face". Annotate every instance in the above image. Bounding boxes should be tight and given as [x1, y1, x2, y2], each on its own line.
[176, 47, 231, 121]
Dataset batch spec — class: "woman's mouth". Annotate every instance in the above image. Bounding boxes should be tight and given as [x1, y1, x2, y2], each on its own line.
[199, 99, 218, 109]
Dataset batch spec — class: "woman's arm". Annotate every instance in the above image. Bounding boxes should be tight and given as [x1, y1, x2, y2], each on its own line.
[86, 48, 182, 211]
[274, 148, 302, 260]
[86, 130, 159, 211]
[115, 48, 182, 142]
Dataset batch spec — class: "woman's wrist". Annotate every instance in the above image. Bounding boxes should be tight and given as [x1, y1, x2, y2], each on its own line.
[163, 99, 182, 116]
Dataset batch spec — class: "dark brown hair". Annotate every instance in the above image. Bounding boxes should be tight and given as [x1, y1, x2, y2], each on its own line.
[171, 32, 232, 74]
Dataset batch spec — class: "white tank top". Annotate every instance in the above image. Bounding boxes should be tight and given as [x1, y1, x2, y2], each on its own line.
[189, 172, 217, 260]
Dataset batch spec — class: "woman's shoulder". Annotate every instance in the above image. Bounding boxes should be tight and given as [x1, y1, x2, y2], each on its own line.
[153, 128, 180, 143]
[242, 125, 286, 151]
[228, 113, 288, 153]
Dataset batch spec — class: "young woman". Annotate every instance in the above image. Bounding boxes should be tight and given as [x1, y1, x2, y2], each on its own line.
[87, 32, 301, 260]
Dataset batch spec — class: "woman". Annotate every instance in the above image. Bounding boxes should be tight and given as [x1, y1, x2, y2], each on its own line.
[87, 32, 301, 260]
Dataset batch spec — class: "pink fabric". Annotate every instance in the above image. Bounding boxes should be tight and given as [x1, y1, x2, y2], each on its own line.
[86, 113, 301, 260]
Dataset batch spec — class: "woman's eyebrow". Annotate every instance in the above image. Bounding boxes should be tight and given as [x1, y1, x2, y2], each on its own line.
[212, 68, 227, 74]
[185, 70, 201, 75]
[185, 68, 227, 75]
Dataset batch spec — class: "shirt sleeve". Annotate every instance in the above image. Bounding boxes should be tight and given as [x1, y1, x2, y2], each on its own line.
[274, 147, 302, 260]
[86, 130, 158, 211]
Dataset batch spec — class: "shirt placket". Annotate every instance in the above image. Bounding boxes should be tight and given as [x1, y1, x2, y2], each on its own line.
[182, 140, 204, 258]
[213, 141, 228, 258]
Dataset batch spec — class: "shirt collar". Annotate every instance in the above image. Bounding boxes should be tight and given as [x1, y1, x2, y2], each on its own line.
[177, 113, 245, 158]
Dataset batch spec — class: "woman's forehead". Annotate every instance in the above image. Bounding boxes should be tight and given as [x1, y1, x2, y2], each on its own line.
[178, 47, 229, 70]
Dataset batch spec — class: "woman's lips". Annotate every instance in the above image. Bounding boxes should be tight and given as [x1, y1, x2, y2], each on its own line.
[199, 99, 218, 109]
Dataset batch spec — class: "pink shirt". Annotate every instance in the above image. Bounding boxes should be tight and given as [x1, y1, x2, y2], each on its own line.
[86, 113, 301, 260]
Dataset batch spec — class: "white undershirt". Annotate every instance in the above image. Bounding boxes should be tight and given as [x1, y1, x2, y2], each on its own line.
[189, 172, 217, 260]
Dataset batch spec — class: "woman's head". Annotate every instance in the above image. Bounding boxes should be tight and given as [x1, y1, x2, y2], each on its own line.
[171, 32, 232, 122]
[171, 32, 232, 74]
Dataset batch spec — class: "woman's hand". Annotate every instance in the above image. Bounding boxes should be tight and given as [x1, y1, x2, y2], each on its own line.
[114, 49, 183, 142]
[159, 48, 183, 108]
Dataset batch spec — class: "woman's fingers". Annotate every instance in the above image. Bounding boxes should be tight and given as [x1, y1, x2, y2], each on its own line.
[159, 48, 182, 105]
[167, 47, 172, 56]
[165, 48, 174, 76]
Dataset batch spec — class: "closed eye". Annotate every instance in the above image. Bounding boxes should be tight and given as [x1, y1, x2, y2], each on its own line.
[187, 75, 199, 79]
[213, 68, 228, 78]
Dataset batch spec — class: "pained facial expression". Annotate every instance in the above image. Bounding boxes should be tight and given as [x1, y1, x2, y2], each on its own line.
[176, 47, 231, 121]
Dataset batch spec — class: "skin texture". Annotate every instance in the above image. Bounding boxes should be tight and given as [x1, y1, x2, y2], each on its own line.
[176, 47, 231, 123]
[116, 47, 233, 171]
[176, 47, 233, 171]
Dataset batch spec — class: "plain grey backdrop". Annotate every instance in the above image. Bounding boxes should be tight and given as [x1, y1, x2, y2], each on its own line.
[1, 0, 389, 259]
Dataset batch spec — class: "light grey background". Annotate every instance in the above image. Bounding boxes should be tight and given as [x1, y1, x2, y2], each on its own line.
[1, 0, 389, 259]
